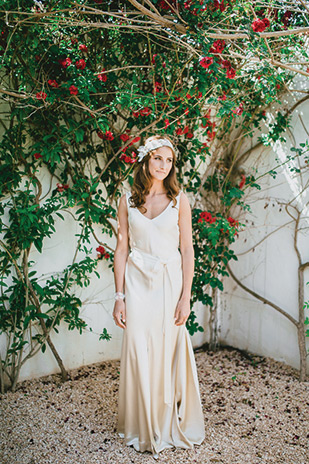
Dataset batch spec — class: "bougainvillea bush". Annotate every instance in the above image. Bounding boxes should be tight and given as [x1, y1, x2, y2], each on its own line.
[0, 0, 308, 391]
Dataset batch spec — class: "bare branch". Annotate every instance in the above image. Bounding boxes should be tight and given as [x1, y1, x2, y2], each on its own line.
[227, 263, 298, 327]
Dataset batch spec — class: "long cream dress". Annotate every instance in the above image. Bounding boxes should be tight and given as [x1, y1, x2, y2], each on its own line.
[117, 190, 205, 457]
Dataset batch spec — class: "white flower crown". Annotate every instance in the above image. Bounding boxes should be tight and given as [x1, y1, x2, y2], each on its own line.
[136, 138, 175, 162]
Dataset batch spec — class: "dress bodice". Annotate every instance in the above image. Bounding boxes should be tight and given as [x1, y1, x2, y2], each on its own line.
[126, 191, 181, 259]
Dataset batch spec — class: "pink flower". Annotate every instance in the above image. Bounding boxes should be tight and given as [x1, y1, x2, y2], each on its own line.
[199, 56, 213, 69]
[36, 91, 47, 100]
[69, 85, 78, 95]
[75, 59, 86, 70]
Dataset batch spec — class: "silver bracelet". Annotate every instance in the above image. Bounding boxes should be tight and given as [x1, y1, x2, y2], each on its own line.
[114, 291, 125, 301]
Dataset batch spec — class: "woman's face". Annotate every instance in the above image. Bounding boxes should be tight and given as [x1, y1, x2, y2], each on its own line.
[147, 146, 174, 181]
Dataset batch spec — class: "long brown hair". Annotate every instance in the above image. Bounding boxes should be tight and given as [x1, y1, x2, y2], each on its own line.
[129, 135, 180, 213]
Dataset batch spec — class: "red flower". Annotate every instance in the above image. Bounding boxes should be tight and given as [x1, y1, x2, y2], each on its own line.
[105, 130, 114, 141]
[34, 152, 42, 159]
[200, 212, 214, 223]
[75, 59, 86, 70]
[219, 0, 226, 12]
[263, 18, 270, 28]
[226, 67, 236, 79]
[79, 44, 88, 52]
[96, 246, 105, 254]
[140, 107, 151, 116]
[70, 38, 78, 45]
[252, 19, 266, 33]
[57, 183, 69, 193]
[232, 103, 244, 116]
[36, 91, 47, 100]
[199, 56, 213, 69]
[97, 69, 107, 82]
[132, 110, 140, 118]
[239, 174, 246, 189]
[98, 130, 114, 141]
[186, 133, 194, 139]
[120, 153, 136, 164]
[48, 79, 59, 88]
[151, 54, 157, 64]
[120, 133, 130, 142]
[210, 39, 225, 54]
[164, 118, 170, 128]
[276, 84, 281, 90]
[69, 85, 78, 95]
[130, 136, 141, 145]
[176, 127, 183, 135]
[220, 59, 231, 69]
[228, 216, 238, 228]
[154, 81, 162, 92]
[218, 94, 227, 101]
[96, 245, 110, 260]
[59, 57, 72, 68]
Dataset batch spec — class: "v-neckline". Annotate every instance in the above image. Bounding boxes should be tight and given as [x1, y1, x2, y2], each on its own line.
[136, 199, 173, 221]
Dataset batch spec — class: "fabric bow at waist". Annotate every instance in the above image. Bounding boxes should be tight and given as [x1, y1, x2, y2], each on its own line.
[128, 247, 181, 407]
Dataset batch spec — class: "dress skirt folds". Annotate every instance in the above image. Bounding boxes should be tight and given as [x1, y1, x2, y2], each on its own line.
[117, 191, 205, 457]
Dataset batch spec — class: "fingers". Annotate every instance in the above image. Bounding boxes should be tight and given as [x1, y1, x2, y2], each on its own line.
[113, 310, 126, 329]
[174, 313, 188, 326]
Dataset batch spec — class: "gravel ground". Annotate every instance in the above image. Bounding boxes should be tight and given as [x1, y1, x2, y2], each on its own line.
[0, 347, 308, 464]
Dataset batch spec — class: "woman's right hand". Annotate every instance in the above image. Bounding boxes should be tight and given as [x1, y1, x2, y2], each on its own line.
[113, 300, 126, 329]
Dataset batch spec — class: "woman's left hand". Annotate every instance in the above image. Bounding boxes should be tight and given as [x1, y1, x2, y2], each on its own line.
[174, 296, 190, 326]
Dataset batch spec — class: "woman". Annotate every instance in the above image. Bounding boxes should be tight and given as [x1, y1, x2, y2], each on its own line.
[113, 134, 205, 458]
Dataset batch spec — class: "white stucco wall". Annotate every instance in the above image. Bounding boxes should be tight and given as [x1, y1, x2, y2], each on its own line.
[219, 90, 309, 372]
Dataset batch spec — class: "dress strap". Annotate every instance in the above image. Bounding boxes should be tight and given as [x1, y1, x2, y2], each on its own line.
[176, 190, 182, 208]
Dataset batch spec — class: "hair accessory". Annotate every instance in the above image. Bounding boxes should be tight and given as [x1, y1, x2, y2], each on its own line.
[137, 138, 175, 162]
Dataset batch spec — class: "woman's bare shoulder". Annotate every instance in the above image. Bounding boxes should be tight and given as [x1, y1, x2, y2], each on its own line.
[179, 190, 190, 205]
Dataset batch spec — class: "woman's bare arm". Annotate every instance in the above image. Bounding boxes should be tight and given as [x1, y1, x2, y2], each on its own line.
[174, 191, 195, 326]
[113, 194, 129, 329]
